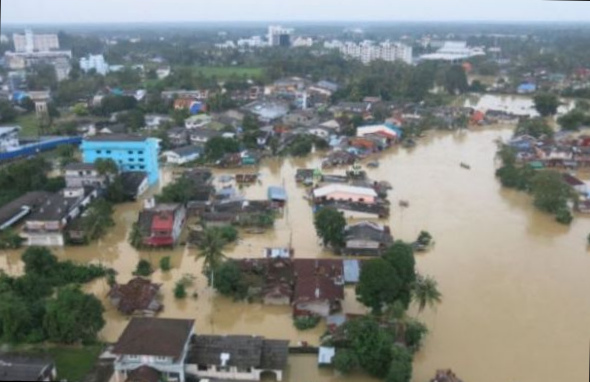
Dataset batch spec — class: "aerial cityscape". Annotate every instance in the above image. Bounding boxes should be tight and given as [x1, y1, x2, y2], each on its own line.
[0, 1, 589, 382]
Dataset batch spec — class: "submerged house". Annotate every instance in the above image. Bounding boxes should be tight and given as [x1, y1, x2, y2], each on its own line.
[0, 191, 51, 231]
[292, 259, 344, 317]
[343, 221, 393, 256]
[137, 202, 186, 248]
[112, 318, 195, 382]
[108, 277, 163, 316]
[313, 184, 378, 204]
[186, 335, 289, 381]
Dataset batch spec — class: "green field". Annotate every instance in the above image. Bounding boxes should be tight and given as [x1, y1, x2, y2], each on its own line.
[191, 66, 264, 79]
[15, 113, 40, 137]
[46, 345, 103, 381]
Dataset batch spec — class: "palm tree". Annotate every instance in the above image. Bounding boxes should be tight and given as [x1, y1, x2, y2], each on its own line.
[412, 274, 442, 313]
[196, 228, 226, 287]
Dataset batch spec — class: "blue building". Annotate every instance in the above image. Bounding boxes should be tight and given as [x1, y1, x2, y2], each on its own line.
[81, 134, 160, 185]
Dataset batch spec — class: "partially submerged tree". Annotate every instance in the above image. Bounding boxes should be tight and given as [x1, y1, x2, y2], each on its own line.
[314, 207, 346, 249]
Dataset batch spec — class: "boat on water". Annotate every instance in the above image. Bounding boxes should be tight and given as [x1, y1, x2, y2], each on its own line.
[367, 161, 380, 168]
[399, 200, 410, 208]
[460, 162, 471, 170]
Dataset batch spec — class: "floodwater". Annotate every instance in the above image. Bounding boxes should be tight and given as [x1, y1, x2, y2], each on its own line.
[463, 93, 575, 116]
[2, 124, 590, 382]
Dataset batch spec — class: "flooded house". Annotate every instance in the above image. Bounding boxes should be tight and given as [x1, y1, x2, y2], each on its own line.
[112, 318, 195, 382]
[313, 184, 378, 204]
[137, 202, 186, 248]
[268, 186, 287, 207]
[108, 277, 163, 316]
[186, 335, 289, 382]
[322, 150, 358, 168]
[292, 259, 345, 317]
[430, 369, 464, 382]
[166, 127, 189, 147]
[162, 145, 204, 165]
[0, 191, 51, 231]
[343, 221, 394, 256]
[64, 163, 109, 189]
[21, 186, 98, 246]
[120, 171, 149, 200]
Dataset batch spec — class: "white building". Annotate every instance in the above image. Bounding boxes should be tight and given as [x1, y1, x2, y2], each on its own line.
[13, 29, 60, 53]
[0, 35, 9, 44]
[268, 25, 293, 47]
[325, 40, 412, 64]
[80, 54, 109, 75]
[0, 126, 20, 152]
[420, 41, 485, 62]
[292, 37, 313, 47]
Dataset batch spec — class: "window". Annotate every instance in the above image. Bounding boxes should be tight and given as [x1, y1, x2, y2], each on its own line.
[129, 158, 135, 162]
[156, 356, 168, 362]
[128, 355, 139, 360]
[128, 151, 133, 154]
[138, 150, 144, 154]
[130, 166, 135, 170]
[96, 150, 102, 154]
[139, 158, 144, 162]
[106, 150, 112, 154]
[140, 165, 145, 170]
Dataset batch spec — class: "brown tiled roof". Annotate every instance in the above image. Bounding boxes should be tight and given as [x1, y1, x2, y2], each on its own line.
[431, 369, 464, 382]
[293, 259, 344, 303]
[126, 365, 161, 382]
[108, 277, 162, 315]
[113, 318, 194, 360]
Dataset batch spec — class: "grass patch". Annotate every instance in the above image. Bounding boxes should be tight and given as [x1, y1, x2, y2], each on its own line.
[15, 113, 40, 138]
[47, 345, 103, 381]
[191, 66, 264, 79]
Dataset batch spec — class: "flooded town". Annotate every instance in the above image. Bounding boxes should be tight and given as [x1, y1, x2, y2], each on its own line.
[2, 3, 590, 382]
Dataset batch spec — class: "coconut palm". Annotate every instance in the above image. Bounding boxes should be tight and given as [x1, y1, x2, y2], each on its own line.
[196, 228, 226, 287]
[412, 274, 442, 313]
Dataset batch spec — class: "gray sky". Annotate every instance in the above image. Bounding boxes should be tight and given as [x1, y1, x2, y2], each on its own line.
[1, 0, 589, 24]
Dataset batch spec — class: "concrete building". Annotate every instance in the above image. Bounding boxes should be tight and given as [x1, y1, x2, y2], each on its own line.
[80, 54, 109, 75]
[112, 318, 195, 382]
[420, 41, 485, 62]
[0, 126, 20, 152]
[64, 163, 109, 189]
[81, 134, 160, 185]
[325, 40, 412, 64]
[137, 202, 186, 248]
[268, 25, 293, 47]
[13, 29, 60, 53]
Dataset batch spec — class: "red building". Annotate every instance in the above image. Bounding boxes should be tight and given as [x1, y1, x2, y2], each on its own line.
[138, 203, 186, 247]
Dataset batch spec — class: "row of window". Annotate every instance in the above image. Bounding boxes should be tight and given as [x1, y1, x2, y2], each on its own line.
[95, 150, 144, 155]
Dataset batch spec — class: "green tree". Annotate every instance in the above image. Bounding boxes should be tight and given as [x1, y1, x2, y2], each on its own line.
[333, 349, 359, 374]
[160, 256, 172, 272]
[81, 199, 115, 241]
[242, 114, 260, 131]
[287, 135, 314, 157]
[117, 109, 146, 131]
[412, 274, 442, 313]
[0, 229, 25, 249]
[386, 345, 413, 382]
[214, 260, 247, 299]
[174, 282, 187, 299]
[344, 317, 394, 378]
[514, 118, 554, 139]
[356, 259, 402, 313]
[204, 137, 240, 161]
[530, 171, 573, 214]
[383, 241, 416, 308]
[94, 158, 119, 176]
[0, 292, 33, 342]
[104, 176, 129, 204]
[129, 222, 144, 249]
[21, 246, 58, 276]
[43, 286, 105, 344]
[533, 93, 560, 117]
[197, 228, 226, 286]
[443, 65, 469, 95]
[558, 109, 590, 131]
[314, 207, 346, 249]
[134, 259, 153, 277]
[0, 100, 17, 123]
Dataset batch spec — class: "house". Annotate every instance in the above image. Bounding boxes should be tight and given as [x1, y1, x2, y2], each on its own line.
[0, 191, 51, 231]
[430, 369, 464, 382]
[162, 145, 203, 165]
[186, 336, 289, 381]
[292, 259, 344, 317]
[189, 128, 222, 144]
[268, 186, 287, 206]
[243, 100, 290, 124]
[283, 110, 319, 127]
[108, 277, 163, 316]
[306, 126, 332, 140]
[137, 202, 186, 248]
[120, 171, 149, 200]
[81, 134, 160, 185]
[144, 114, 174, 130]
[185, 115, 212, 129]
[0, 126, 20, 152]
[356, 123, 402, 142]
[166, 127, 189, 147]
[343, 221, 393, 256]
[563, 173, 588, 195]
[264, 247, 293, 259]
[322, 150, 357, 168]
[21, 186, 98, 246]
[64, 163, 109, 189]
[213, 110, 244, 128]
[0, 354, 57, 381]
[313, 184, 377, 204]
[112, 317, 195, 382]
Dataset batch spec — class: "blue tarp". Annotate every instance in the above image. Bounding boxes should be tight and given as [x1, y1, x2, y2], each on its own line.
[268, 186, 287, 201]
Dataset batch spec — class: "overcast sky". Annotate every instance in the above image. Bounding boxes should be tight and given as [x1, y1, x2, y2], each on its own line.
[1, 0, 589, 24]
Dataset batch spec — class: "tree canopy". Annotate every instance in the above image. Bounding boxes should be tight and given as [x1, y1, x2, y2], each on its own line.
[533, 93, 560, 117]
[314, 207, 346, 249]
[356, 258, 402, 313]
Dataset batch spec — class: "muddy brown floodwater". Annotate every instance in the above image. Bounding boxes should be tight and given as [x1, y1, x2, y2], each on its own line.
[2, 126, 590, 382]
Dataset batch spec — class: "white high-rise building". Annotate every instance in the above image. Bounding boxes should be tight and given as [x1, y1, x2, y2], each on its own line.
[267, 25, 293, 47]
[80, 54, 109, 75]
[325, 40, 412, 65]
[13, 29, 60, 53]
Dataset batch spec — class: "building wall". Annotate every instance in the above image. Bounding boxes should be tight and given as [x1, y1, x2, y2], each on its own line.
[318, 191, 375, 204]
[64, 169, 107, 188]
[187, 365, 261, 381]
[295, 301, 331, 317]
[81, 139, 160, 184]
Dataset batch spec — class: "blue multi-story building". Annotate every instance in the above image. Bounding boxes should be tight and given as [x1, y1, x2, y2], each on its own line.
[81, 134, 160, 185]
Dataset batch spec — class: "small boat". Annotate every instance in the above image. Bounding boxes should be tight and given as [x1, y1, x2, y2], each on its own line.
[367, 161, 380, 168]
[399, 200, 410, 208]
[460, 162, 471, 170]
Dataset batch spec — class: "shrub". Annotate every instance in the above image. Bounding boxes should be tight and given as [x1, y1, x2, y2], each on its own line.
[174, 282, 187, 299]
[160, 256, 172, 272]
[293, 315, 320, 330]
[333, 349, 359, 374]
[134, 260, 153, 276]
